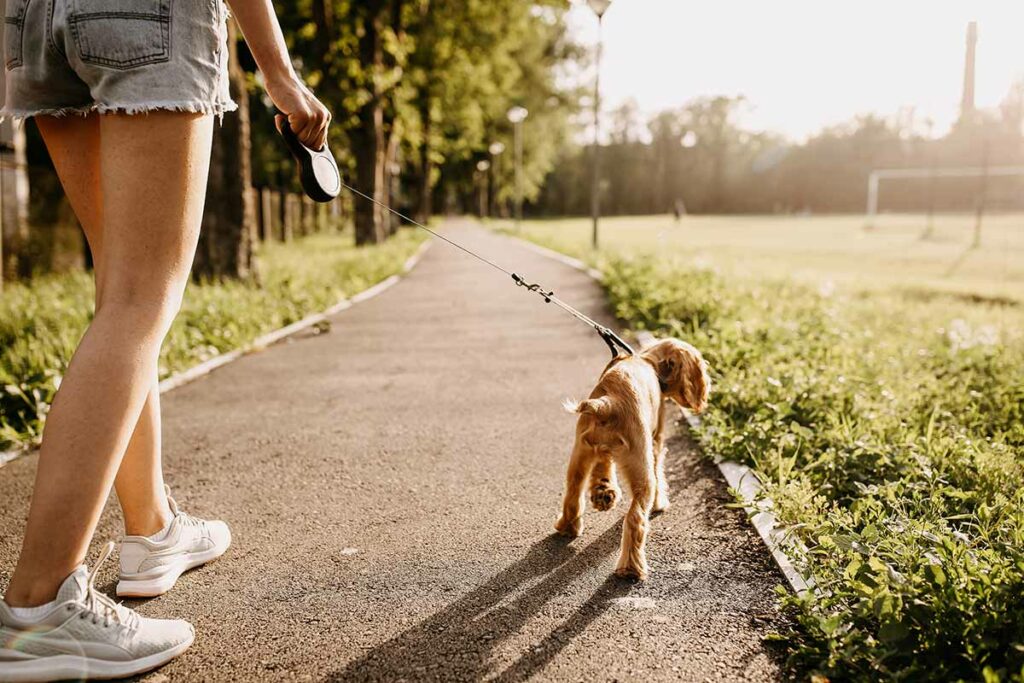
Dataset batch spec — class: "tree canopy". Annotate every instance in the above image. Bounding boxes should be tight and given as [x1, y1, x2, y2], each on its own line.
[260, 0, 580, 242]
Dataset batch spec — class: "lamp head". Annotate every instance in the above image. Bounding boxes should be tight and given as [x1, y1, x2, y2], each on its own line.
[507, 106, 529, 124]
[586, 0, 612, 18]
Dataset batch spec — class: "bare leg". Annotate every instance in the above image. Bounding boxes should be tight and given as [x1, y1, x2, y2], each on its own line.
[34, 115, 174, 539]
[114, 381, 172, 536]
[589, 456, 621, 511]
[4, 112, 213, 606]
[615, 443, 656, 581]
[555, 442, 594, 538]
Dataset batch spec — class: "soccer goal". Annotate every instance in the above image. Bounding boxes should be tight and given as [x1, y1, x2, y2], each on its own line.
[864, 165, 1024, 231]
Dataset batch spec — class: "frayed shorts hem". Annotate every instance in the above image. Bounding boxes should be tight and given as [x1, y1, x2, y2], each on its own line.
[0, 104, 94, 119]
[0, 100, 238, 122]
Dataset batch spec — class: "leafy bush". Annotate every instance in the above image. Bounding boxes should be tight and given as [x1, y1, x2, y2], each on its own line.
[1, 230, 425, 451]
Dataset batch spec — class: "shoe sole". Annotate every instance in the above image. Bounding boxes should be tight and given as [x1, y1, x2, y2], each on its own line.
[116, 531, 232, 598]
[0, 632, 193, 682]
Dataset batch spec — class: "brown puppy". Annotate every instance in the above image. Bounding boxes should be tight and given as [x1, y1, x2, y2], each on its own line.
[555, 338, 709, 581]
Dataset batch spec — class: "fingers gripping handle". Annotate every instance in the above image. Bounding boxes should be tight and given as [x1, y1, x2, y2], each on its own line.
[275, 114, 341, 203]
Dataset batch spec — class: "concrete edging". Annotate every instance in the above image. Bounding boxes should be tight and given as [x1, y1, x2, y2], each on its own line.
[1, 238, 434, 467]
[506, 232, 815, 597]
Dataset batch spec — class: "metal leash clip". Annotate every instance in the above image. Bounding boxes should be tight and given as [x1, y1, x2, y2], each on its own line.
[511, 273, 553, 302]
[333, 168, 633, 360]
[512, 272, 634, 359]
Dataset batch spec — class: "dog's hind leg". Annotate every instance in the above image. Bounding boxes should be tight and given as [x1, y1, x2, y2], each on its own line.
[652, 403, 671, 513]
[589, 456, 621, 512]
[614, 444, 656, 581]
[555, 441, 594, 538]
[652, 445, 671, 513]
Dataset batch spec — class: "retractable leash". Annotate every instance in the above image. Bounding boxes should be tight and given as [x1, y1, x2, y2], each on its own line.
[276, 115, 343, 202]
[276, 117, 635, 359]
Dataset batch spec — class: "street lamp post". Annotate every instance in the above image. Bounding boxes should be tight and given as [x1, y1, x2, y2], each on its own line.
[587, 0, 612, 249]
[489, 141, 505, 217]
[507, 106, 529, 231]
[476, 159, 491, 218]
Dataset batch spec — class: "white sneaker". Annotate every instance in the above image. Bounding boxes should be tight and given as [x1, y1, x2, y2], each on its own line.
[116, 488, 231, 598]
[0, 543, 194, 682]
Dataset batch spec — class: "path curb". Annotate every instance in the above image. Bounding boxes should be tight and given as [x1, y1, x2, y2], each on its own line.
[1, 238, 434, 467]
[507, 232, 815, 597]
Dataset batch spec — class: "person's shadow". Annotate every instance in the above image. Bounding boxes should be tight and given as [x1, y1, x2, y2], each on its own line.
[327, 522, 631, 682]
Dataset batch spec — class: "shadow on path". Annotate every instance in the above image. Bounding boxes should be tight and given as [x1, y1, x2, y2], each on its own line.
[328, 524, 629, 682]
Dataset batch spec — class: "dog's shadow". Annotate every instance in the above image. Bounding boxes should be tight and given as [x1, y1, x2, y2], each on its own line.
[327, 523, 630, 682]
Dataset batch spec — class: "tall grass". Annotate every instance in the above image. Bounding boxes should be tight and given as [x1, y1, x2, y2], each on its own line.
[1, 230, 425, 451]
[514, 226, 1024, 680]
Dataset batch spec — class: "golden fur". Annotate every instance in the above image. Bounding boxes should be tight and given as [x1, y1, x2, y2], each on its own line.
[555, 338, 710, 581]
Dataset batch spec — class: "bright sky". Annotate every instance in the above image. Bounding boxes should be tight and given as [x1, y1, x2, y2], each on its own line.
[567, 0, 1024, 141]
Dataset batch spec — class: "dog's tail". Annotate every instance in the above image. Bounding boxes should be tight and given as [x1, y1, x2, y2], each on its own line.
[562, 397, 614, 420]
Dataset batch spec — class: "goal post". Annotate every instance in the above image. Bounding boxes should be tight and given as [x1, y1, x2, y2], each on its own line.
[864, 165, 1024, 230]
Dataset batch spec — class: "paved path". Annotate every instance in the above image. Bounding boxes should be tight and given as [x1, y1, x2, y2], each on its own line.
[0, 222, 784, 681]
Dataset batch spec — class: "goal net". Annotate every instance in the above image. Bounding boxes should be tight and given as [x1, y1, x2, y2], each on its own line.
[864, 166, 1024, 231]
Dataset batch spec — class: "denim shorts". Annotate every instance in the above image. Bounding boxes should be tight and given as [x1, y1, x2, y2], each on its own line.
[1, 0, 237, 119]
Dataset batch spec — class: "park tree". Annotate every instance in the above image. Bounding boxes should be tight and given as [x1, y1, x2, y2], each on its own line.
[277, 0, 577, 232]
[421, 0, 579, 216]
[279, 0, 416, 245]
[194, 20, 259, 281]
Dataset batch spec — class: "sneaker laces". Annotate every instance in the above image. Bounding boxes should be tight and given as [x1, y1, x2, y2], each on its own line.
[83, 542, 139, 630]
[166, 485, 202, 528]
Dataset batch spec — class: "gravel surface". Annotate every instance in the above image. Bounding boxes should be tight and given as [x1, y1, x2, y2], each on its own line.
[0, 221, 786, 681]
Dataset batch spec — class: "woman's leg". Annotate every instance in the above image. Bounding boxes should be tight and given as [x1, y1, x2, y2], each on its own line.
[115, 379, 173, 536]
[33, 116, 174, 541]
[4, 111, 213, 607]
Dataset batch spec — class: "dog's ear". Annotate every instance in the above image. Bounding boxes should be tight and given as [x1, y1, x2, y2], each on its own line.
[679, 346, 710, 414]
[642, 340, 679, 390]
[655, 355, 678, 391]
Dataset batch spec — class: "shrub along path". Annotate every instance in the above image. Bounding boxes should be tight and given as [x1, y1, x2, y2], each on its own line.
[0, 220, 784, 681]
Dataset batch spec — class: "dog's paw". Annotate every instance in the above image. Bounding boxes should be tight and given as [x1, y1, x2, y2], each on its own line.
[652, 495, 671, 514]
[554, 515, 582, 538]
[614, 564, 648, 582]
[590, 481, 620, 512]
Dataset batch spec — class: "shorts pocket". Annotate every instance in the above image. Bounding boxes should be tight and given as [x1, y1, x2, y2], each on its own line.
[69, 0, 171, 70]
[3, 0, 28, 70]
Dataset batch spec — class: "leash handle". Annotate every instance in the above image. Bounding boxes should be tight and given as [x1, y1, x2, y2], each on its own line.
[275, 114, 341, 203]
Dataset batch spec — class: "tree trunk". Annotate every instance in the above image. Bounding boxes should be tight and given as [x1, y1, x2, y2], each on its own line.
[1, 119, 29, 283]
[414, 97, 433, 225]
[351, 3, 387, 245]
[382, 120, 402, 235]
[193, 20, 256, 280]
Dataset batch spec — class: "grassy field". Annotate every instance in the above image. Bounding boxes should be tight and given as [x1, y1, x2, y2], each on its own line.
[0, 229, 426, 452]
[499, 213, 1024, 304]
[500, 215, 1024, 681]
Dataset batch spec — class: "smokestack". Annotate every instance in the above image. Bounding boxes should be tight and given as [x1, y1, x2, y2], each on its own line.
[961, 21, 977, 119]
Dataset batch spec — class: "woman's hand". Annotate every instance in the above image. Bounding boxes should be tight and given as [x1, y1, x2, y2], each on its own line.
[265, 73, 331, 150]
[224, 0, 330, 148]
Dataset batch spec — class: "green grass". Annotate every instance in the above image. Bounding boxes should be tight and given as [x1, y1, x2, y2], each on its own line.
[502, 216, 1024, 681]
[499, 213, 1024, 304]
[0, 229, 425, 451]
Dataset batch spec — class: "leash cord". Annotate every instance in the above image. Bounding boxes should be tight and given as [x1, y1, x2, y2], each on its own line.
[338, 180, 635, 358]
